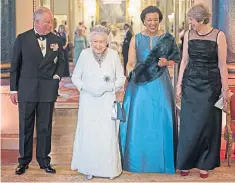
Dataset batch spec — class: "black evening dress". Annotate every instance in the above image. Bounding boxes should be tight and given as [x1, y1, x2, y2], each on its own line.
[177, 29, 222, 170]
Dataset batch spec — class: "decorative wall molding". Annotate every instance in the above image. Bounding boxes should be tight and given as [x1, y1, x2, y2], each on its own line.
[33, 0, 36, 11]
[0, 0, 16, 78]
[1, 134, 19, 138]
[190, 0, 195, 6]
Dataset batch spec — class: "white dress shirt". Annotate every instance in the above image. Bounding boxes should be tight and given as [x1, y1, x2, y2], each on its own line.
[35, 28, 47, 57]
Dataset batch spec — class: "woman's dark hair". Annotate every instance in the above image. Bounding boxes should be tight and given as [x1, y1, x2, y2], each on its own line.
[124, 23, 130, 28]
[140, 6, 163, 24]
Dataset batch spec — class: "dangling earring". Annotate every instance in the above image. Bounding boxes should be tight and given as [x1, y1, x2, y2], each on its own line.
[198, 20, 204, 24]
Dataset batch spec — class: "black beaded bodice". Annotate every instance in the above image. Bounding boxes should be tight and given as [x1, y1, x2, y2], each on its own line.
[185, 29, 221, 79]
[183, 29, 222, 102]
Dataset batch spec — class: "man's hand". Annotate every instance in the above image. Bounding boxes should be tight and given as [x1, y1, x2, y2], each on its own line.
[53, 75, 60, 80]
[10, 93, 18, 105]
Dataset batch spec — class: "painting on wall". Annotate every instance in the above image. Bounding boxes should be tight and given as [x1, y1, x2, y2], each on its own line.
[96, 0, 128, 25]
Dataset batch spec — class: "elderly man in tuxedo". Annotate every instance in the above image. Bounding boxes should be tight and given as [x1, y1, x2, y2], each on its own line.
[10, 7, 65, 175]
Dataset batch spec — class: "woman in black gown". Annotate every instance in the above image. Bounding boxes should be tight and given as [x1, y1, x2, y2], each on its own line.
[58, 25, 70, 77]
[176, 3, 230, 178]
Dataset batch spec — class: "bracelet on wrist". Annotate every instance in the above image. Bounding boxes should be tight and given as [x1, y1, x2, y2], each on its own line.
[222, 88, 229, 92]
[176, 85, 182, 87]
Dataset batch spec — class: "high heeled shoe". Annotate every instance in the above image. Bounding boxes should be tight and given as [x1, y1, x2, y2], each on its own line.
[200, 171, 208, 178]
[84, 175, 93, 180]
[180, 170, 189, 176]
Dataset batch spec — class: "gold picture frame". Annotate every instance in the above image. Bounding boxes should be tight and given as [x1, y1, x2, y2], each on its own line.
[36, 0, 54, 13]
[33, 0, 36, 12]
[96, 0, 130, 27]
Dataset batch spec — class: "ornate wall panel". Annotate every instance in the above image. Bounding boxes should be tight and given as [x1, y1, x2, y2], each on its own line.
[213, 0, 235, 64]
[0, 0, 16, 78]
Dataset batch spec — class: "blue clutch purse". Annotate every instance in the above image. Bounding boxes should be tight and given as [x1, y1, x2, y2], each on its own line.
[111, 101, 126, 122]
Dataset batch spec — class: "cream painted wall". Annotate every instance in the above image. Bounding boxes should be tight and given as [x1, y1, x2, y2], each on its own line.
[193, 0, 212, 13]
[16, 0, 33, 35]
[54, 0, 69, 15]
[70, 0, 84, 41]
[42, 0, 51, 8]
[74, 0, 83, 30]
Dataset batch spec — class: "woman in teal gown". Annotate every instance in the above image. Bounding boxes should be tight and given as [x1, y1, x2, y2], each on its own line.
[74, 26, 88, 66]
[119, 6, 180, 173]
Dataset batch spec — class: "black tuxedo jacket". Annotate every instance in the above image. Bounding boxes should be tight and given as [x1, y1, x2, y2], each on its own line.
[122, 30, 133, 62]
[10, 29, 65, 102]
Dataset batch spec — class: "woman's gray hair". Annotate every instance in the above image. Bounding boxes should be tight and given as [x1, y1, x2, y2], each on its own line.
[33, 7, 52, 22]
[187, 3, 211, 24]
[88, 25, 110, 43]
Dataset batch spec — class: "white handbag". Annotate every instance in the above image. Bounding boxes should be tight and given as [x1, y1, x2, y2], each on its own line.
[214, 90, 233, 110]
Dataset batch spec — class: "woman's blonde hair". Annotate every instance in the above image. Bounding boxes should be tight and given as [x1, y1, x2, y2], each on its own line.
[187, 3, 211, 24]
[75, 26, 83, 35]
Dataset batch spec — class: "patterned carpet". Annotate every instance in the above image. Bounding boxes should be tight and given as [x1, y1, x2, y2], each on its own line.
[0, 77, 79, 109]
[1, 165, 235, 182]
[1, 65, 235, 182]
[1, 108, 235, 182]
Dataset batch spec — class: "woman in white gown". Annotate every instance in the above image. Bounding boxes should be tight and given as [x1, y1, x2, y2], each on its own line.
[71, 25, 125, 180]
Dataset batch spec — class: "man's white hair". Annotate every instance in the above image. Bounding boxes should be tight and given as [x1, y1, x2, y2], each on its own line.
[33, 7, 52, 22]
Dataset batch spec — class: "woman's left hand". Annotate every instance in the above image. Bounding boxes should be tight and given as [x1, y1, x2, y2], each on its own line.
[158, 58, 169, 67]
[116, 91, 124, 103]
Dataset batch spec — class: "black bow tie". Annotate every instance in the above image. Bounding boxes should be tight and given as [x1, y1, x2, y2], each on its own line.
[35, 33, 48, 40]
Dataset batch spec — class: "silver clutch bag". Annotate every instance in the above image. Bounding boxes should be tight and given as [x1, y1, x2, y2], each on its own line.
[111, 101, 126, 122]
[214, 91, 234, 109]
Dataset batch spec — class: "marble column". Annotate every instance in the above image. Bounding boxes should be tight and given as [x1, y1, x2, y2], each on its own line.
[0, 0, 16, 78]
[68, 0, 74, 41]
[74, 0, 84, 30]
[173, 0, 179, 90]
